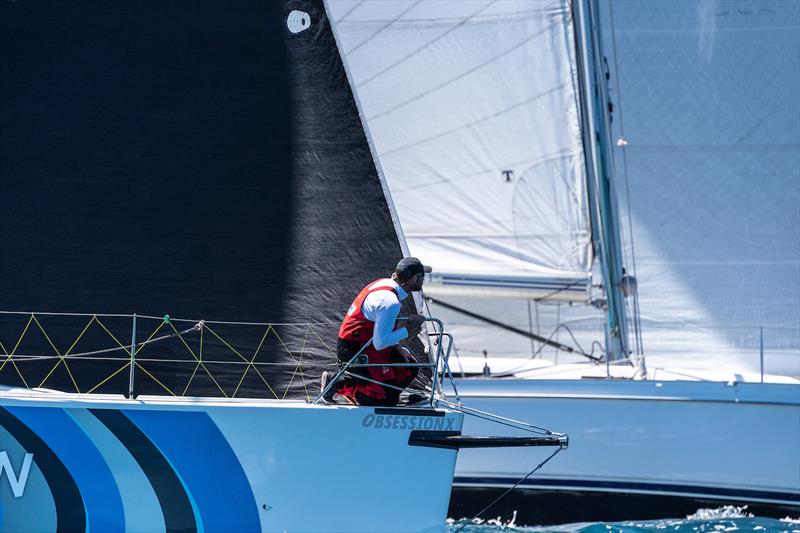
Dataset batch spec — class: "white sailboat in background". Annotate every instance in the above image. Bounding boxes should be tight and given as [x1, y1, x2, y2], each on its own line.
[329, 0, 800, 524]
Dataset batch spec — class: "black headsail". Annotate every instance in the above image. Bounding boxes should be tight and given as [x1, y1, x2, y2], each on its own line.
[0, 1, 405, 399]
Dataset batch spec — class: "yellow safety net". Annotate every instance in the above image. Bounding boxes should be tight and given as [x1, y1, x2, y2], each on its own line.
[0, 312, 336, 402]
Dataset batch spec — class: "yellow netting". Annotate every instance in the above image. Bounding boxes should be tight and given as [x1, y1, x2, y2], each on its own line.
[0, 313, 336, 401]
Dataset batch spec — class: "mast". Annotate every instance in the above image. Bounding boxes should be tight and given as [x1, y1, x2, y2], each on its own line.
[573, 0, 631, 363]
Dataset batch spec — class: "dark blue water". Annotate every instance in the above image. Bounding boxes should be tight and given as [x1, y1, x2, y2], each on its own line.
[446, 507, 800, 533]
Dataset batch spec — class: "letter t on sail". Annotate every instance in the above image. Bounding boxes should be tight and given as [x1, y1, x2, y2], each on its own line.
[0, 452, 33, 498]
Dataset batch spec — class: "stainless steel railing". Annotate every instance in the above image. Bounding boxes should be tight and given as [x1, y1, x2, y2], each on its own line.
[312, 317, 456, 406]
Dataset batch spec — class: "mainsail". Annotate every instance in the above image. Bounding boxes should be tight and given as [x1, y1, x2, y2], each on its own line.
[0, 0, 408, 398]
[329, 0, 594, 302]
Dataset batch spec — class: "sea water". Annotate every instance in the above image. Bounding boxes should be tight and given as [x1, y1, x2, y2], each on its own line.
[445, 506, 800, 533]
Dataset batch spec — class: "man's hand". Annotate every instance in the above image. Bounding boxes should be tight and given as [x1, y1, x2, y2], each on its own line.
[406, 314, 424, 336]
[392, 345, 419, 366]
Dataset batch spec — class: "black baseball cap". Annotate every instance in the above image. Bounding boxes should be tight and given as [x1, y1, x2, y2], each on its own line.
[395, 257, 432, 277]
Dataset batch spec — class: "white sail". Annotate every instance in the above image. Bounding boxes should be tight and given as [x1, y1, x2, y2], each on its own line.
[329, 0, 593, 301]
[601, 0, 800, 377]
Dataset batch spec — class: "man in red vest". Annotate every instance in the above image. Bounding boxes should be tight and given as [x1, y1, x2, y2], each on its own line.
[324, 257, 431, 406]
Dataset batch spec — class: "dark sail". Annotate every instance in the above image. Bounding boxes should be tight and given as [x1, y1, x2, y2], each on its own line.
[0, 0, 404, 399]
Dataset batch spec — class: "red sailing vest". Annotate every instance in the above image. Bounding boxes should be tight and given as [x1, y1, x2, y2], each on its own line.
[338, 278, 398, 347]
[338, 279, 408, 401]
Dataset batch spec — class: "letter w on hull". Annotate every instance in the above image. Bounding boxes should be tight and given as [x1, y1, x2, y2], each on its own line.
[0, 451, 33, 498]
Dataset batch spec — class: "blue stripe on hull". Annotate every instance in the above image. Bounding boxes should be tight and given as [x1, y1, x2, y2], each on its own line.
[70, 409, 165, 533]
[0, 410, 61, 533]
[124, 409, 261, 533]
[90, 408, 197, 533]
[0, 407, 87, 533]
[6, 407, 125, 532]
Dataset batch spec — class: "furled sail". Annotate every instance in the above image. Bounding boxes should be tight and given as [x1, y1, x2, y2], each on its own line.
[329, 0, 593, 302]
[0, 0, 408, 399]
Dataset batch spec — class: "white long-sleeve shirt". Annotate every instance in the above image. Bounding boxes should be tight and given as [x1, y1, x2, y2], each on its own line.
[361, 278, 409, 350]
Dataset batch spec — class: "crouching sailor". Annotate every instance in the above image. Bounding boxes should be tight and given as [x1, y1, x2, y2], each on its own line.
[322, 257, 431, 406]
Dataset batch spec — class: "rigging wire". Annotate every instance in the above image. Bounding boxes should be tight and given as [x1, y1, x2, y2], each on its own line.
[489, 323, 605, 377]
[436, 394, 568, 530]
[0, 356, 339, 367]
[436, 397, 557, 435]
[527, 300, 537, 358]
[0, 323, 202, 361]
[426, 321, 605, 374]
[426, 297, 599, 360]
[453, 446, 565, 533]
[0, 310, 335, 327]
[554, 303, 561, 363]
[607, 0, 645, 358]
